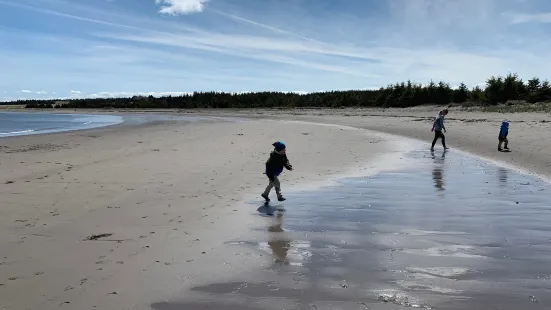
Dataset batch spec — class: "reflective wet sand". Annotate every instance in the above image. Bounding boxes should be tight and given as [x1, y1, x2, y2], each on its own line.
[156, 149, 551, 310]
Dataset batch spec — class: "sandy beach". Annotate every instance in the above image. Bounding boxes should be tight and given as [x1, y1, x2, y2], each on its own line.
[182, 107, 551, 180]
[1, 109, 550, 310]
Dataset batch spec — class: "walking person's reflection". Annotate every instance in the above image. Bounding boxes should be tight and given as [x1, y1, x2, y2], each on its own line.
[498, 167, 508, 189]
[432, 150, 446, 191]
[267, 213, 290, 265]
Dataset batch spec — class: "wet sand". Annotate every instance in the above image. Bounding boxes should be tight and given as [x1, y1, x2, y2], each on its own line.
[216, 149, 551, 310]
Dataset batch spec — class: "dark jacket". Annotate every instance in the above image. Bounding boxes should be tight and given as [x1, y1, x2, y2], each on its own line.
[499, 123, 509, 139]
[265, 151, 292, 179]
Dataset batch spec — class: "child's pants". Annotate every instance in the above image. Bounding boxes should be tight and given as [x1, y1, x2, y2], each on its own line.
[432, 130, 446, 149]
[498, 138, 508, 149]
[263, 176, 282, 198]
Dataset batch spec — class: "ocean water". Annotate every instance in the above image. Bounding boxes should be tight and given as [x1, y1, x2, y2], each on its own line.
[0, 112, 123, 137]
[206, 149, 551, 310]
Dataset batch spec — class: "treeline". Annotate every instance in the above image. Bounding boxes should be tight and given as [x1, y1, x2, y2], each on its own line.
[10, 73, 551, 109]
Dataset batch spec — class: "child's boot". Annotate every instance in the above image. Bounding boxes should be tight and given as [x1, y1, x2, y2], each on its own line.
[261, 193, 270, 202]
[275, 189, 286, 202]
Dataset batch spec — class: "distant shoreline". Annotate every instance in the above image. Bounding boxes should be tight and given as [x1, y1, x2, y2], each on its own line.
[2, 101, 551, 114]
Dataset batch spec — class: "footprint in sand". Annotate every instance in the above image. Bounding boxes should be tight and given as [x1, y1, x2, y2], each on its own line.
[95, 260, 110, 265]
[169, 216, 182, 223]
[34, 272, 44, 276]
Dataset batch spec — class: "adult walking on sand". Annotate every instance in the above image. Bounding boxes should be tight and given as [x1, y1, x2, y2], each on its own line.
[431, 109, 449, 151]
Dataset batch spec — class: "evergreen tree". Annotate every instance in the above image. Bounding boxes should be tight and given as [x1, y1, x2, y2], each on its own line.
[453, 83, 469, 103]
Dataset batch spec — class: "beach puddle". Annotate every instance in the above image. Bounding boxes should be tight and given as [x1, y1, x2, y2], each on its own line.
[223, 149, 551, 309]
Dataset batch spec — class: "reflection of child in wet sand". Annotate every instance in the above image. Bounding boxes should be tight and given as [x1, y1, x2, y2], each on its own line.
[262, 141, 293, 202]
[498, 120, 510, 152]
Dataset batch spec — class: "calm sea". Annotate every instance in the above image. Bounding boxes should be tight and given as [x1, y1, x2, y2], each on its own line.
[0, 112, 123, 137]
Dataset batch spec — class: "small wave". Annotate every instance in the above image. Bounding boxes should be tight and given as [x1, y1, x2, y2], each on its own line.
[0, 129, 35, 136]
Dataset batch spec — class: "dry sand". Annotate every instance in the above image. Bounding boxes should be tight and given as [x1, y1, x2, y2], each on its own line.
[0, 116, 407, 310]
[1, 108, 550, 310]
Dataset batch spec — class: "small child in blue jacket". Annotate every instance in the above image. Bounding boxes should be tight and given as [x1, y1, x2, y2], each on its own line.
[498, 120, 509, 152]
[262, 141, 293, 202]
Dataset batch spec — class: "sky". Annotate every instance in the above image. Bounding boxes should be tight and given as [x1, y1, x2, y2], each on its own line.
[1, 0, 551, 101]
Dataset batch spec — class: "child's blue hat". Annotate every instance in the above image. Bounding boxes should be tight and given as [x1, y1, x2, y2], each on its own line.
[502, 120, 509, 126]
[273, 141, 286, 151]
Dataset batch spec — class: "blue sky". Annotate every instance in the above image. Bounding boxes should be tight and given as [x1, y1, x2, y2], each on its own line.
[1, 0, 551, 100]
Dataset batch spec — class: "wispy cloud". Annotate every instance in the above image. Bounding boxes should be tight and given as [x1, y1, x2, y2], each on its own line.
[36, 90, 48, 94]
[0, 0, 139, 30]
[99, 32, 381, 77]
[0, 0, 199, 36]
[70, 90, 82, 95]
[155, 0, 208, 15]
[212, 10, 323, 44]
[21, 90, 32, 93]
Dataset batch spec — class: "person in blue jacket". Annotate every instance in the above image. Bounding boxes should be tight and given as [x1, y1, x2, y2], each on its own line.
[262, 141, 293, 202]
[498, 120, 510, 152]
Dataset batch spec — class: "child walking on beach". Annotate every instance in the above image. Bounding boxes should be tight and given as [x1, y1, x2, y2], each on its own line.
[262, 141, 293, 202]
[431, 109, 449, 151]
[498, 120, 510, 152]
